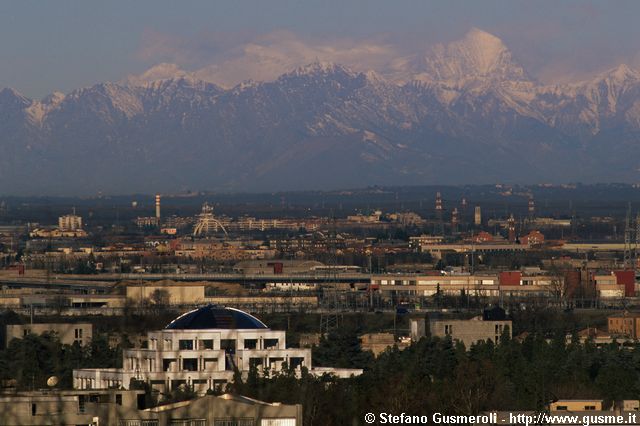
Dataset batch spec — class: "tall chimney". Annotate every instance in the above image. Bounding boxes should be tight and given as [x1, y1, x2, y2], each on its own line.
[155, 194, 161, 220]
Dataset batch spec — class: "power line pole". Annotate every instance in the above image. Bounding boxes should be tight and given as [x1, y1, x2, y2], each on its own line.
[320, 213, 341, 334]
[635, 212, 640, 270]
[624, 203, 632, 269]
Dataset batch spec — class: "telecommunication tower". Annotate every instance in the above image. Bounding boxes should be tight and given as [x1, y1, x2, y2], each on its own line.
[624, 204, 633, 269]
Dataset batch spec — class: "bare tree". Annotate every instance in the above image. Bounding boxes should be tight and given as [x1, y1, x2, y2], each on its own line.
[150, 288, 170, 307]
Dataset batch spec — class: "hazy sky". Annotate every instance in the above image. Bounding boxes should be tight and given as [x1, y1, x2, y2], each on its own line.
[3, 0, 640, 98]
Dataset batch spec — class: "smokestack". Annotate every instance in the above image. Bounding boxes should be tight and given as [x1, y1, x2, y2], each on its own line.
[155, 194, 161, 220]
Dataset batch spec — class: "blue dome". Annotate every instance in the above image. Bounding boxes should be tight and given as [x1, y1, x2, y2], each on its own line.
[165, 305, 268, 330]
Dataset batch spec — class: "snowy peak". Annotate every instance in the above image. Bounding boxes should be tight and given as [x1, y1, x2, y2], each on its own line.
[125, 63, 192, 86]
[284, 61, 357, 79]
[362, 70, 387, 84]
[141, 76, 223, 95]
[420, 28, 530, 85]
[461, 28, 509, 74]
[560, 64, 640, 120]
[64, 82, 144, 118]
[592, 64, 640, 87]
[25, 93, 65, 126]
[41, 91, 65, 106]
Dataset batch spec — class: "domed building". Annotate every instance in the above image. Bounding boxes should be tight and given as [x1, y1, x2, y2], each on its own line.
[73, 306, 361, 394]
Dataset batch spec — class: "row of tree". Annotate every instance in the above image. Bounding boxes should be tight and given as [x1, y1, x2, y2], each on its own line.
[0, 332, 120, 390]
[0, 314, 636, 426]
[228, 329, 640, 425]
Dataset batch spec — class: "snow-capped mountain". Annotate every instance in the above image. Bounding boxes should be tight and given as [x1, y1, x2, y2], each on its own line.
[3, 29, 640, 195]
[408, 28, 532, 86]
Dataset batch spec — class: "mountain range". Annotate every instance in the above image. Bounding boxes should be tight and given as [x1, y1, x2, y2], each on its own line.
[3, 28, 640, 195]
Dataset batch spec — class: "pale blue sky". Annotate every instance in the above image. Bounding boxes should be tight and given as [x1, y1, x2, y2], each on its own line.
[2, 0, 639, 97]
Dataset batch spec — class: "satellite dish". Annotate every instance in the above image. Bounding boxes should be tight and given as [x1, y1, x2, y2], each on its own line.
[47, 376, 59, 387]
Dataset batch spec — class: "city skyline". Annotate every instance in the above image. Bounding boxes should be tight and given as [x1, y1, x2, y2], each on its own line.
[3, 3, 640, 425]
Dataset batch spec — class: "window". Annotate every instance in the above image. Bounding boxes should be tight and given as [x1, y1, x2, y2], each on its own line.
[78, 395, 86, 413]
[556, 406, 568, 411]
[116, 394, 122, 405]
[444, 325, 453, 335]
[23, 329, 30, 336]
[179, 339, 194, 350]
[199, 339, 214, 350]
[289, 357, 304, 369]
[269, 357, 285, 370]
[264, 339, 279, 349]
[74, 328, 83, 344]
[32, 403, 37, 416]
[163, 358, 177, 372]
[220, 339, 236, 352]
[182, 358, 198, 371]
[244, 339, 257, 349]
[585, 406, 596, 411]
[119, 421, 159, 426]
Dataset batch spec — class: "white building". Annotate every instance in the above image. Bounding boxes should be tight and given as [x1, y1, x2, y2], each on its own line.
[74, 305, 361, 394]
[58, 213, 83, 231]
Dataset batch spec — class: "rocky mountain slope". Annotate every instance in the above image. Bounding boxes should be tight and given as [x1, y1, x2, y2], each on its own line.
[2, 29, 640, 194]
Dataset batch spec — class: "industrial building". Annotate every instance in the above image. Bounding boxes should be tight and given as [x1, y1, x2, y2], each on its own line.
[428, 316, 512, 348]
[370, 272, 559, 298]
[5, 322, 93, 348]
[411, 308, 512, 349]
[125, 284, 206, 306]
